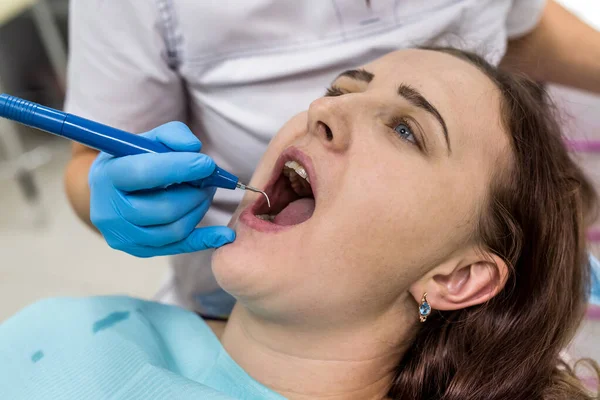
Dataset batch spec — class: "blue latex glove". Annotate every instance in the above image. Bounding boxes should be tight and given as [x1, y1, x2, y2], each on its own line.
[89, 122, 236, 257]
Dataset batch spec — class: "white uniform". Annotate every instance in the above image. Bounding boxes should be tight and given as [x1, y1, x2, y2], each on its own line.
[65, 0, 547, 315]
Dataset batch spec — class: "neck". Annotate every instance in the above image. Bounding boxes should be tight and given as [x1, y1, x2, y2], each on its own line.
[221, 301, 416, 400]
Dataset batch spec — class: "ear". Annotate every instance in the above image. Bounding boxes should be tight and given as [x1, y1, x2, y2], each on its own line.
[410, 251, 509, 311]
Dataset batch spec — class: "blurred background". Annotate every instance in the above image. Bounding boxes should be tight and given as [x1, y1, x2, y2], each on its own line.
[0, 0, 598, 368]
[0, 0, 168, 323]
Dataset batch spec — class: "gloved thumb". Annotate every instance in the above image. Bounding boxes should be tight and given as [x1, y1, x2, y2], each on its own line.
[143, 121, 202, 153]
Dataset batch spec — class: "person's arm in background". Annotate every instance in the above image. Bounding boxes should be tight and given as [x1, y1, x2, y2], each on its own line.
[501, 0, 600, 306]
[502, 0, 600, 93]
[65, 144, 97, 229]
[63, 0, 186, 229]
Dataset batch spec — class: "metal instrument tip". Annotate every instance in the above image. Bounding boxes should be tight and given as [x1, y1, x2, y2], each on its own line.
[237, 182, 271, 208]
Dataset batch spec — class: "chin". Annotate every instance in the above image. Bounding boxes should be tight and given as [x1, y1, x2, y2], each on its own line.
[211, 145, 320, 301]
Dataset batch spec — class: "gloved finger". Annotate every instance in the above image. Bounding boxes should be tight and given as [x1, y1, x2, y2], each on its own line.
[94, 151, 113, 164]
[131, 226, 236, 257]
[119, 185, 216, 227]
[142, 121, 202, 153]
[125, 197, 213, 248]
[105, 152, 216, 192]
[88, 151, 115, 184]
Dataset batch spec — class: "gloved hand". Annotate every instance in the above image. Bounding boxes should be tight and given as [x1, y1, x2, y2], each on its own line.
[89, 121, 235, 257]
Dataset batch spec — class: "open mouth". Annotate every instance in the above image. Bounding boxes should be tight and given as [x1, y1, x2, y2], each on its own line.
[243, 147, 316, 230]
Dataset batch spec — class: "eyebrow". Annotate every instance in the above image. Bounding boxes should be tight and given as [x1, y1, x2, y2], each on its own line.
[335, 69, 374, 83]
[397, 84, 451, 153]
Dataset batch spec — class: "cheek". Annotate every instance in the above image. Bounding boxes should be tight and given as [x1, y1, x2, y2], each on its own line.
[322, 167, 473, 277]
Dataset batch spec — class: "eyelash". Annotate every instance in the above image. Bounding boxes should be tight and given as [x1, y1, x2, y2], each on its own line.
[325, 86, 346, 97]
[324, 86, 422, 149]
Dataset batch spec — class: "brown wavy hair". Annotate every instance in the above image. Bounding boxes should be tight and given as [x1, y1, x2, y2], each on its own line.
[388, 48, 600, 400]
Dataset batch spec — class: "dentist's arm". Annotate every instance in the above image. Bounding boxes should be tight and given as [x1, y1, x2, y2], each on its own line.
[64, 0, 234, 256]
[64, 0, 186, 229]
[65, 144, 97, 229]
[502, 0, 600, 93]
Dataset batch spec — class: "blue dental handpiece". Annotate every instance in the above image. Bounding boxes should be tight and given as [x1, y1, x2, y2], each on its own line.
[0, 94, 269, 205]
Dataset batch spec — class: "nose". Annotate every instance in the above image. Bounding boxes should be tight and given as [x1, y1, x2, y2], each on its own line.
[307, 96, 352, 152]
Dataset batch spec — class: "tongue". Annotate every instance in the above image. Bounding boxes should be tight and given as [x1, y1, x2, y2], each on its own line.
[273, 197, 315, 226]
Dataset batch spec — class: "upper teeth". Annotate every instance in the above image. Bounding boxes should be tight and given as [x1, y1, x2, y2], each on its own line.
[284, 160, 310, 183]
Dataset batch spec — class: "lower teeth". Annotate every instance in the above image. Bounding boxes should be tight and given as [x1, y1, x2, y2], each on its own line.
[256, 214, 275, 221]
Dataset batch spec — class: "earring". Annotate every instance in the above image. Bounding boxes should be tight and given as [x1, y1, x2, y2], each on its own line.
[419, 292, 431, 322]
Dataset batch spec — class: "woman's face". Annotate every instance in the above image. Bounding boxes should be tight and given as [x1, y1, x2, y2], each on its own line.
[213, 49, 509, 323]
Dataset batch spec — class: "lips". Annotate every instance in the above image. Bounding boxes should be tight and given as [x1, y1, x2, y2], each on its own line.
[239, 147, 317, 233]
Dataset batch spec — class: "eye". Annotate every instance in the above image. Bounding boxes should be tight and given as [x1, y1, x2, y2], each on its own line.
[393, 119, 417, 144]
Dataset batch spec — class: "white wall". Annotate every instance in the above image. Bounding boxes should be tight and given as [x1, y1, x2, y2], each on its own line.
[556, 0, 600, 30]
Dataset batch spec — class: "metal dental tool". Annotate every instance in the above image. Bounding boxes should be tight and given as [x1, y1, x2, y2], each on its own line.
[236, 183, 270, 208]
[0, 94, 270, 206]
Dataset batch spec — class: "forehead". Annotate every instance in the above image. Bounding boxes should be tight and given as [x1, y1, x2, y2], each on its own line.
[360, 49, 499, 110]
[357, 49, 507, 156]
